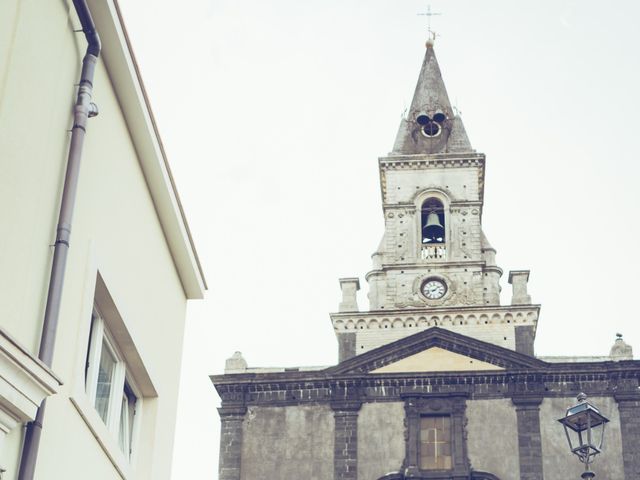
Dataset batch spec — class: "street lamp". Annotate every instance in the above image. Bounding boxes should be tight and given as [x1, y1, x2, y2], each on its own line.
[558, 393, 610, 479]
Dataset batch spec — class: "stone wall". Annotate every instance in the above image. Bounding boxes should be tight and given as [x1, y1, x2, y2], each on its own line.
[540, 397, 624, 479]
[466, 398, 519, 480]
[240, 405, 334, 480]
[357, 402, 406, 480]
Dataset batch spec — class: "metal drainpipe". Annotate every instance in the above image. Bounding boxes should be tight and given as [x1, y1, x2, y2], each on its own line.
[17, 1, 100, 478]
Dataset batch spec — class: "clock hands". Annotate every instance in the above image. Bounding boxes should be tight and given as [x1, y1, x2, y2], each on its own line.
[422, 279, 446, 299]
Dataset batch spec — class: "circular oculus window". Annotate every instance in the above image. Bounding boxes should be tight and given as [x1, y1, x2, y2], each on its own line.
[421, 122, 441, 137]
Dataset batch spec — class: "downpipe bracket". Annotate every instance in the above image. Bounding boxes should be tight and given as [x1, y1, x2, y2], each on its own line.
[88, 102, 99, 118]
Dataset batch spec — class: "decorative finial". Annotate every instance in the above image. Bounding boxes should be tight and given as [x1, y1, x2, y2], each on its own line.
[610, 333, 633, 360]
[224, 351, 248, 373]
[417, 5, 442, 48]
[577, 392, 588, 402]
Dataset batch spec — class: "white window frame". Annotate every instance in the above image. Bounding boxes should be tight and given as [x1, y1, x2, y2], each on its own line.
[85, 306, 141, 460]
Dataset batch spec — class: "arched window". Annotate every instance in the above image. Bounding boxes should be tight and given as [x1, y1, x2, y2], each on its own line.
[421, 198, 445, 244]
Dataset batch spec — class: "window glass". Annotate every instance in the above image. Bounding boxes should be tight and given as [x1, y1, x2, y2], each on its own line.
[420, 416, 452, 470]
[96, 339, 116, 422]
[85, 307, 140, 460]
[119, 380, 137, 456]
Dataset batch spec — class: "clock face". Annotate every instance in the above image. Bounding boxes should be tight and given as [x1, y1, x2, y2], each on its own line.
[421, 279, 447, 300]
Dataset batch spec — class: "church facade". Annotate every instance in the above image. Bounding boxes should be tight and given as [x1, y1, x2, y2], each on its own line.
[211, 40, 640, 480]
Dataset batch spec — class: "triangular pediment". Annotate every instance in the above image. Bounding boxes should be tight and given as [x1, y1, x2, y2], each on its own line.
[370, 346, 503, 374]
[327, 327, 546, 375]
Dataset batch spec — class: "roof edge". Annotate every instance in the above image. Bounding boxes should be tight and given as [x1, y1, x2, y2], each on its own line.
[87, 0, 207, 298]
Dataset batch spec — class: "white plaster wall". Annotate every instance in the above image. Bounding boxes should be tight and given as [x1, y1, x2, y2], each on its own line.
[0, 0, 81, 354]
[1, 428, 23, 480]
[540, 397, 624, 480]
[466, 398, 520, 480]
[0, 2, 189, 479]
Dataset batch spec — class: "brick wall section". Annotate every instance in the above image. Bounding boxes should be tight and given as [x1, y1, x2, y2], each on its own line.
[512, 396, 544, 480]
[218, 408, 246, 480]
[333, 407, 360, 480]
[615, 394, 640, 479]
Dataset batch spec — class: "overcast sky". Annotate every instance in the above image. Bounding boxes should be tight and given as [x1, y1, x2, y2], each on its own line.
[117, 1, 640, 477]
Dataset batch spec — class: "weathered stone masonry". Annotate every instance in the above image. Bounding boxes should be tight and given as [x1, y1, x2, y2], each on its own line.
[512, 396, 543, 480]
[212, 39, 640, 480]
[217, 406, 246, 480]
[615, 391, 640, 479]
[332, 403, 361, 480]
[213, 329, 640, 479]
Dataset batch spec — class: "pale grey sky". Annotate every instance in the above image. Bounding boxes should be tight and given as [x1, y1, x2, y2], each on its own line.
[117, 1, 640, 477]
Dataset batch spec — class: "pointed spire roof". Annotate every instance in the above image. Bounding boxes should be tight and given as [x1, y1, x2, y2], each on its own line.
[393, 42, 472, 155]
[408, 41, 453, 119]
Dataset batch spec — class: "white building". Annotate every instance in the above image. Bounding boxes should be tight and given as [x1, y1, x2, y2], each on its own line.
[0, 1, 206, 478]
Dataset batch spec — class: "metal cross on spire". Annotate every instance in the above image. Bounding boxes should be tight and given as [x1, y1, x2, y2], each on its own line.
[417, 5, 442, 42]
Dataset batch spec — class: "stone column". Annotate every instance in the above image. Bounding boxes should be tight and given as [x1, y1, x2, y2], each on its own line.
[218, 406, 247, 480]
[512, 395, 543, 480]
[615, 392, 640, 479]
[339, 278, 360, 312]
[332, 401, 361, 480]
[508, 270, 531, 305]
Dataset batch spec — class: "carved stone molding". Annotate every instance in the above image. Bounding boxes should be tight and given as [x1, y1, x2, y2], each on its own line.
[331, 305, 540, 332]
[401, 392, 471, 479]
[510, 395, 543, 409]
[217, 405, 248, 417]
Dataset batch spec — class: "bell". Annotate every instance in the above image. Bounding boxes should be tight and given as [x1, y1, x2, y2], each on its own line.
[423, 212, 445, 241]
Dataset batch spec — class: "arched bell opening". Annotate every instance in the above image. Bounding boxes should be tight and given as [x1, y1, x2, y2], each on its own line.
[421, 198, 445, 244]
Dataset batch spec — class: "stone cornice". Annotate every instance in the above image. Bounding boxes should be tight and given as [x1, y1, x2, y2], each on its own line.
[378, 153, 486, 206]
[613, 391, 640, 403]
[365, 262, 489, 280]
[211, 363, 640, 394]
[382, 201, 483, 209]
[330, 304, 540, 333]
[379, 153, 485, 166]
[378, 261, 487, 270]
[511, 395, 544, 407]
[217, 405, 247, 417]
[211, 330, 640, 408]
[0, 327, 61, 427]
[330, 304, 541, 318]
[330, 401, 362, 412]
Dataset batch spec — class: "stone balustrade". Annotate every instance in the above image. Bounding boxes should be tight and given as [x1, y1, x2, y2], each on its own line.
[421, 244, 446, 260]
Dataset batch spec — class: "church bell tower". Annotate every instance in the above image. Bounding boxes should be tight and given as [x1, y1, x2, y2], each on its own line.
[332, 39, 540, 360]
[213, 35, 639, 480]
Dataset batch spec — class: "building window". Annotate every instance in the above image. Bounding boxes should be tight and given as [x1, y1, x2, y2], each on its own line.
[420, 416, 452, 470]
[85, 307, 139, 458]
[402, 393, 470, 478]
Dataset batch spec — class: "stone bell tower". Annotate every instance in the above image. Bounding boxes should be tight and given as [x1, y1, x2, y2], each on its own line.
[332, 40, 540, 360]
